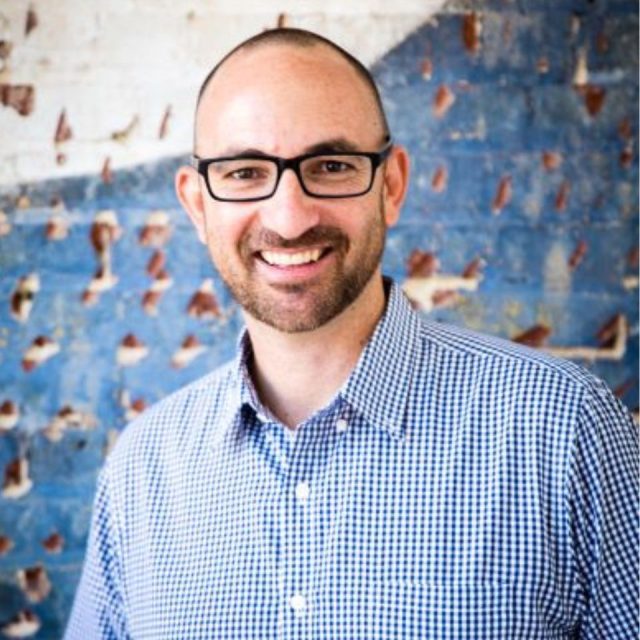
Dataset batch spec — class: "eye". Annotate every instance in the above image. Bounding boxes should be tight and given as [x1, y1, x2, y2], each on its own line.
[321, 160, 351, 173]
[306, 157, 357, 175]
[227, 166, 266, 180]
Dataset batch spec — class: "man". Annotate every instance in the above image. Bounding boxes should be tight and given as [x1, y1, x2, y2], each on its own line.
[66, 28, 638, 639]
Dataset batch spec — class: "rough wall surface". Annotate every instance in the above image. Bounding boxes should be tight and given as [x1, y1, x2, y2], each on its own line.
[0, 0, 638, 636]
[0, 0, 445, 185]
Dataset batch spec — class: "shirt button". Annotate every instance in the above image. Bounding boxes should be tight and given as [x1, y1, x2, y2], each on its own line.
[336, 418, 349, 433]
[289, 593, 307, 613]
[295, 481, 310, 503]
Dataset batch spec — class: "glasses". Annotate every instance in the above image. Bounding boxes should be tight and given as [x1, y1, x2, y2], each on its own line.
[191, 139, 393, 202]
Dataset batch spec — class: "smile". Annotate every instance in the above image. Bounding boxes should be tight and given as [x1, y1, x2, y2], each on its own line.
[259, 249, 329, 267]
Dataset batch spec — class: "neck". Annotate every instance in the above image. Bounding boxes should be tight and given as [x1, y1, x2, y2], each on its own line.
[245, 274, 386, 428]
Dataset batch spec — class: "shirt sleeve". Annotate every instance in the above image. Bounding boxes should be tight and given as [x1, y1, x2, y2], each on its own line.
[64, 463, 130, 640]
[567, 376, 639, 639]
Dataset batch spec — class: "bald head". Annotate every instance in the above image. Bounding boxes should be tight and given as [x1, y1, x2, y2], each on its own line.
[194, 28, 390, 151]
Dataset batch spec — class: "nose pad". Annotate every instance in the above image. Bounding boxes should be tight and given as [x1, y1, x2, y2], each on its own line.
[260, 168, 320, 240]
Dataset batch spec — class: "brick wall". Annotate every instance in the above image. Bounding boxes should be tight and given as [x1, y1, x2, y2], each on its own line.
[0, 0, 638, 636]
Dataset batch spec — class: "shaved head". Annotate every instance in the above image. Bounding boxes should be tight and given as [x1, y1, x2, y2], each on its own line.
[194, 28, 390, 149]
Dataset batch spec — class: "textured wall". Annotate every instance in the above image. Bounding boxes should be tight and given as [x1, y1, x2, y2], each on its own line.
[0, 0, 445, 185]
[0, 0, 638, 637]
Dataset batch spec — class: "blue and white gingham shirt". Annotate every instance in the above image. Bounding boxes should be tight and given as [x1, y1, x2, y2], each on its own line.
[66, 280, 639, 639]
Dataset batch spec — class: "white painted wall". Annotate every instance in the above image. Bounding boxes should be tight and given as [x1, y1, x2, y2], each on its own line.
[0, 0, 446, 185]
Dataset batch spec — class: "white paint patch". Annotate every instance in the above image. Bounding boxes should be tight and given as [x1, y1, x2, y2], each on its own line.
[0, 0, 448, 185]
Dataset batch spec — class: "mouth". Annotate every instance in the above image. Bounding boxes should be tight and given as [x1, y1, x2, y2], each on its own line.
[256, 247, 333, 268]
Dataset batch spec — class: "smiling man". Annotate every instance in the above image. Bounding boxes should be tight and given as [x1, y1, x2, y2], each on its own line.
[66, 29, 638, 639]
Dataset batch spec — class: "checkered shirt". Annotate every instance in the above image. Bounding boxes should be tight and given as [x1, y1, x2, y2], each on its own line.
[65, 280, 639, 639]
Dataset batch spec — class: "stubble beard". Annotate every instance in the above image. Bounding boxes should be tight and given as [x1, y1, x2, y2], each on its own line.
[212, 201, 387, 333]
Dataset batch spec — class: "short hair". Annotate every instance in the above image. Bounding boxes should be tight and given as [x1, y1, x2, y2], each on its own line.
[195, 27, 390, 141]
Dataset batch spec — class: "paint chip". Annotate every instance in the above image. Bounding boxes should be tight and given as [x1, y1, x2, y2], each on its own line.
[90, 210, 121, 257]
[139, 210, 171, 247]
[17, 565, 51, 603]
[10, 274, 40, 323]
[536, 57, 549, 74]
[1, 610, 40, 638]
[45, 215, 69, 240]
[101, 157, 112, 183]
[54, 109, 72, 144]
[159, 106, 171, 139]
[146, 250, 165, 277]
[407, 250, 439, 277]
[620, 145, 633, 169]
[491, 175, 512, 214]
[25, 7, 38, 36]
[512, 325, 552, 347]
[22, 336, 60, 371]
[42, 532, 64, 554]
[43, 406, 97, 442]
[568, 240, 587, 269]
[0, 84, 35, 116]
[582, 85, 606, 117]
[555, 181, 571, 212]
[111, 115, 139, 143]
[0, 41, 13, 60]
[120, 392, 147, 422]
[0, 535, 14, 556]
[572, 48, 589, 87]
[420, 58, 433, 80]
[0, 400, 20, 432]
[141, 290, 162, 316]
[187, 280, 221, 319]
[462, 257, 485, 279]
[431, 166, 448, 193]
[117, 334, 149, 367]
[597, 314, 623, 348]
[2, 458, 33, 499]
[541, 151, 563, 171]
[462, 13, 482, 54]
[618, 117, 632, 141]
[433, 85, 455, 118]
[171, 335, 207, 369]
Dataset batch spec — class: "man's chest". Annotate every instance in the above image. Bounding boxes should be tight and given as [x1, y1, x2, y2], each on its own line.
[121, 420, 574, 639]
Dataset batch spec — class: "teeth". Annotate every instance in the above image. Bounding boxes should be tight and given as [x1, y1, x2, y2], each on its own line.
[261, 249, 323, 266]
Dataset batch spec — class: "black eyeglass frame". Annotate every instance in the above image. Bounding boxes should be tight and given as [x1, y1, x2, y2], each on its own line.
[191, 139, 394, 203]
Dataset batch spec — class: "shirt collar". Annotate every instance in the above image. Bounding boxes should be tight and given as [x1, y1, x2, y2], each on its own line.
[339, 278, 421, 440]
[224, 278, 422, 440]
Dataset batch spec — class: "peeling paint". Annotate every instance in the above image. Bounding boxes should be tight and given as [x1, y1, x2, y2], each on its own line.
[433, 84, 455, 118]
[491, 175, 512, 215]
[17, 565, 52, 603]
[0, 84, 35, 116]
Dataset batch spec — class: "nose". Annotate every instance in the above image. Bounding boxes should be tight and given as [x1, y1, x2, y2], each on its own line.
[258, 168, 320, 240]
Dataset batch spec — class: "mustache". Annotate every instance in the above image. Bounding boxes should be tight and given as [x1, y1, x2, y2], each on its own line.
[242, 226, 349, 253]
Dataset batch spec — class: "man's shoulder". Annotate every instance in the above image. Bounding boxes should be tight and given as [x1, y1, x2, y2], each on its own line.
[415, 315, 595, 394]
[108, 359, 238, 465]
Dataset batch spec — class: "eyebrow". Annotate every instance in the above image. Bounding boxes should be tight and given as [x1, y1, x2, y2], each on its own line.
[213, 137, 362, 158]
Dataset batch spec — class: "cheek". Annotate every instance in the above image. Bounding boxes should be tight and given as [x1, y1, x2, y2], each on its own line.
[203, 206, 253, 260]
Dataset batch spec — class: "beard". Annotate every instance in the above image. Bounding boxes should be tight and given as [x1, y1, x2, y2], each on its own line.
[211, 200, 387, 333]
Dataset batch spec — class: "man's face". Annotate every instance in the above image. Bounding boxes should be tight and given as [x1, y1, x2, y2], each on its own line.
[182, 43, 403, 333]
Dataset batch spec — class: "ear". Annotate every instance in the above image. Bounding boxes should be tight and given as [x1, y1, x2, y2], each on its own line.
[381, 144, 410, 227]
[175, 165, 208, 244]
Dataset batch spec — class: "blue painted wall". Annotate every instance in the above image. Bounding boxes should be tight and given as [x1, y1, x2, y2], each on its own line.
[0, 2, 638, 636]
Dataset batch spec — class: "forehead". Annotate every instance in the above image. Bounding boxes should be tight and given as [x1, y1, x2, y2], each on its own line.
[196, 43, 383, 156]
